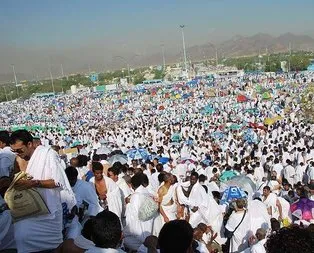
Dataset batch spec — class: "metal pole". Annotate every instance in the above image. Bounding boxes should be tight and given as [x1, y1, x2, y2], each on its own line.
[49, 66, 55, 93]
[180, 25, 188, 71]
[161, 44, 166, 71]
[60, 64, 64, 93]
[11, 64, 19, 97]
[3, 86, 8, 101]
[288, 42, 292, 73]
[88, 64, 91, 74]
[127, 64, 130, 84]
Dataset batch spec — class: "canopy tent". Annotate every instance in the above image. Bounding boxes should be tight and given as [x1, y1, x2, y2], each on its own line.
[237, 94, 249, 103]
[262, 92, 272, 99]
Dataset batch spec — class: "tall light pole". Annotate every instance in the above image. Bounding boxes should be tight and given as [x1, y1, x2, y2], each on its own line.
[3, 86, 8, 101]
[49, 65, 55, 93]
[288, 42, 292, 73]
[60, 64, 65, 93]
[161, 44, 166, 71]
[11, 64, 19, 97]
[180, 25, 188, 71]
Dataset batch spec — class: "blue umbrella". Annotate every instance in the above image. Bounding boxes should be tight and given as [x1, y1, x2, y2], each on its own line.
[243, 129, 258, 144]
[220, 186, 247, 204]
[201, 159, 211, 166]
[185, 139, 194, 146]
[127, 148, 150, 160]
[159, 157, 170, 165]
[211, 131, 224, 140]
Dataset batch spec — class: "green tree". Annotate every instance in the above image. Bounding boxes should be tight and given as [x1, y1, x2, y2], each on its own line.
[133, 74, 146, 84]
[153, 69, 165, 80]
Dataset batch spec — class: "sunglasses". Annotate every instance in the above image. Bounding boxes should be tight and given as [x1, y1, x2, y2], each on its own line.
[11, 147, 24, 154]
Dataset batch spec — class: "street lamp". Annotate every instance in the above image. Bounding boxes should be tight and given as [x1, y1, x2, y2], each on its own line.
[3, 86, 8, 101]
[161, 44, 166, 71]
[11, 64, 19, 97]
[60, 64, 65, 93]
[180, 25, 188, 71]
[49, 65, 55, 93]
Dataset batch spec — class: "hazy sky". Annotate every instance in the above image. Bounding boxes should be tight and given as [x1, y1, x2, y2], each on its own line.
[1, 0, 314, 77]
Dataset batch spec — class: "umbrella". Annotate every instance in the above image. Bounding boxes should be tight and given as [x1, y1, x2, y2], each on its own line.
[169, 142, 181, 147]
[107, 154, 128, 165]
[229, 124, 242, 130]
[264, 118, 275, 126]
[184, 139, 194, 146]
[179, 158, 195, 164]
[211, 131, 224, 140]
[110, 150, 124, 155]
[171, 133, 181, 142]
[220, 186, 247, 204]
[243, 128, 258, 144]
[219, 170, 237, 182]
[237, 94, 248, 103]
[96, 146, 112, 155]
[262, 92, 272, 99]
[201, 159, 211, 166]
[126, 148, 150, 160]
[159, 157, 170, 165]
[71, 140, 81, 148]
[226, 176, 256, 198]
[290, 198, 314, 221]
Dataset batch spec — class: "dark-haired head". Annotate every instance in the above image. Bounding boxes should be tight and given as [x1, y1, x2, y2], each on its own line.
[65, 166, 78, 187]
[90, 210, 122, 249]
[266, 225, 314, 253]
[158, 220, 193, 253]
[0, 130, 10, 148]
[9, 130, 35, 161]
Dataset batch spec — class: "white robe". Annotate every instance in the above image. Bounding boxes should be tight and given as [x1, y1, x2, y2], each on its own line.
[90, 176, 123, 220]
[262, 193, 279, 219]
[247, 200, 270, 233]
[159, 184, 177, 222]
[123, 186, 154, 251]
[225, 210, 251, 253]
[15, 146, 76, 253]
[177, 182, 208, 228]
[72, 179, 103, 216]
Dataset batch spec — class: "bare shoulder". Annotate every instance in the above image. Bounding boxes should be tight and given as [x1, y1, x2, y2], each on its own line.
[158, 185, 168, 195]
[55, 239, 85, 253]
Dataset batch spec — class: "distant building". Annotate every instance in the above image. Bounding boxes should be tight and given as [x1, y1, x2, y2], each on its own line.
[90, 73, 98, 83]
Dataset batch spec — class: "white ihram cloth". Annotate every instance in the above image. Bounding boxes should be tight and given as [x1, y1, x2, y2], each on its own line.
[86, 248, 125, 253]
[201, 193, 224, 239]
[72, 179, 103, 216]
[177, 182, 208, 228]
[123, 185, 154, 251]
[262, 193, 280, 219]
[14, 145, 76, 253]
[73, 234, 95, 250]
[247, 200, 270, 233]
[90, 176, 123, 220]
[225, 210, 251, 253]
[0, 196, 15, 251]
[159, 184, 177, 222]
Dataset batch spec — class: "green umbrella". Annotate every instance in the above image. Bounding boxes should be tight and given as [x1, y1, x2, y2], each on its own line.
[229, 124, 242, 130]
[171, 133, 181, 142]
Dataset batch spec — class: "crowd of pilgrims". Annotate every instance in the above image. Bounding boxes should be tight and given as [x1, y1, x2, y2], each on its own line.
[0, 72, 314, 253]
